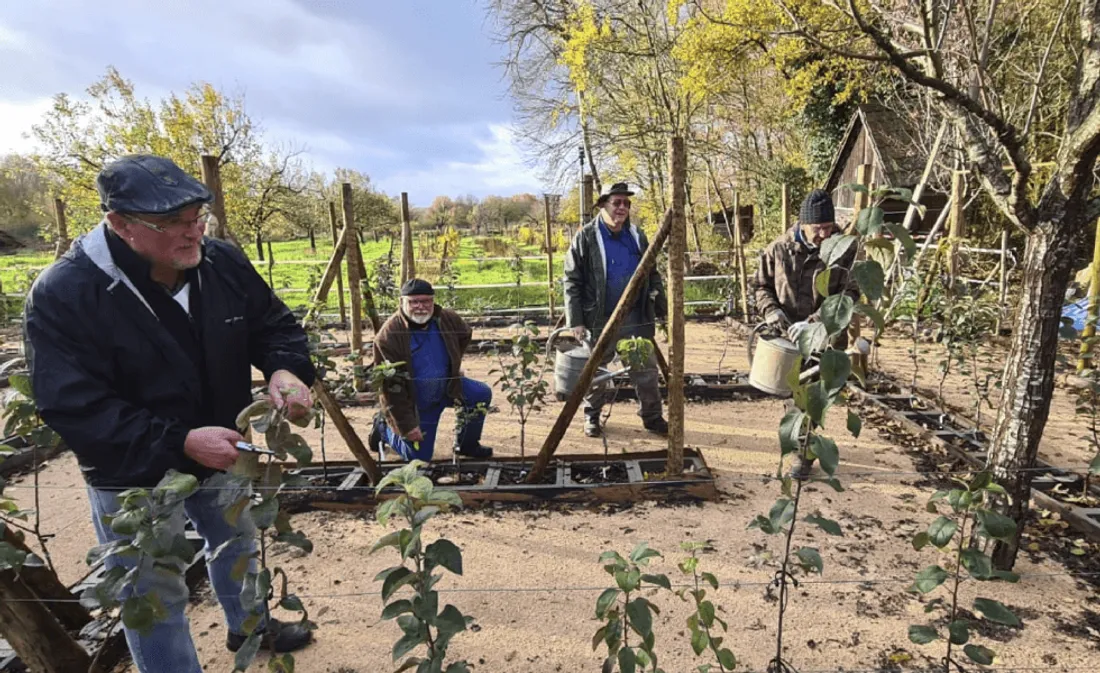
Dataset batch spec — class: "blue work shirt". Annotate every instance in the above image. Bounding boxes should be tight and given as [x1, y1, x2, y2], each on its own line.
[409, 320, 451, 410]
[599, 217, 643, 324]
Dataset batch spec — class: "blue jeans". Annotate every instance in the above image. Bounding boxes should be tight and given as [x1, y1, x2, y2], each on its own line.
[87, 475, 259, 673]
[380, 377, 492, 461]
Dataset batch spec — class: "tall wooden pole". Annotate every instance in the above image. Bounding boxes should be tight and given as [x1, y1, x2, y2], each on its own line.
[400, 192, 414, 284]
[1078, 216, 1100, 372]
[544, 195, 556, 320]
[666, 138, 687, 475]
[780, 183, 791, 231]
[328, 201, 347, 326]
[52, 199, 68, 260]
[312, 380, 382, 483]
[342, 183, 364, 389]
[948, 170, 966, 288]
[582, 174, 595, 220]
[849, 164, 872, 368]
[732, 190, 749, 317]
[200, 154, 229, 240]
[527, 208, 676, 483]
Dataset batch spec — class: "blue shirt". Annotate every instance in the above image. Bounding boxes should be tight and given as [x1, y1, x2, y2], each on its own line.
[599, 217, 643, 322]
[409, 320, 451, 410]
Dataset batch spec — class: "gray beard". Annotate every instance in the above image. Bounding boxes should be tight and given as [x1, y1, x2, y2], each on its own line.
[407, 312, 432, 325]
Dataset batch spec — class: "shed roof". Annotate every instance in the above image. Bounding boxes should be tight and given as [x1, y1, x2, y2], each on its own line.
[823, 103, 932, 192]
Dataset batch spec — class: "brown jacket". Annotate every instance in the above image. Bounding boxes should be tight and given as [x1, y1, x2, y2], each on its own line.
[752, 227, 860, 323]
[372, 306, 472, 436]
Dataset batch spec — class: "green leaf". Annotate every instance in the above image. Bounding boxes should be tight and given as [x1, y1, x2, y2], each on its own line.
[412, 506, 440, 527]
[814, 267, 832, 298]
[223, 495, 251, 528]
[630, 543, 662, 564]
[821, 234, 857, 266]
[233, 631, 263, 672]
[153, 470, 200, 501]
[382, 567, 416, 601]
[927, 516, 958, 547]
[797, 323, 828, 359]
[616, 569, 641, 592]
[618, 646, 637, 673]
[641, 574, 671, 590]
[908, 625, 939, 644]
[910, 565, 949, 594]
[382, 599, 413, 620]
[596, 588, 620, 618]
[371, 530, 404, 554]
[821, 294, 855, 337]
[885, 223, 916, 261]
[961, 549, 993, 579]
[963, 644, 995, 665]
[717, 648, 736, 669]
[444, 663, 470, 673]
[252, 496, 279, 530]
[820, 350, 851, 393]
[269, 653, 295, 673]
[975, 510, 1017, 542]
[814, 477, 845, 492]
[279, 595, 305, 613]
[283, 434, 312, 465]
[779, 410, 805, 456]
[949, 620, 970, 645]
[804, 514, 843, 536]
[912, 532, 930, 551]
[806, 381, 831, 426]
[855, 206, 884, 236]
[230, 552, 253, 583]
[690, 626, 709, 656]
[425, 539, 463, 575]
[392, 630, 426, 662]
[769, 498, 795, 531]
[810, 435, 839, 476]
[853, 260, 885, 301]
[274, 531, 313, 554]
[747, 515, 778, 535]
[973, 598, 1020, 626]
[854, 302, 886, 334]
[1090, 452, 1100, 475]
[108, 509, 147, 536]
[435, 604, 468, 636]
[700, 572, 719, 590]
[795, 547, 823, 574]
[847, 411, 861, 439]
[626, 598, 652, 638]
[121, 594, 166, 635]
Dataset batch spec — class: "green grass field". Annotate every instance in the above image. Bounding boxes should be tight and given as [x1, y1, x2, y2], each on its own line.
[0, 235, 734, 318]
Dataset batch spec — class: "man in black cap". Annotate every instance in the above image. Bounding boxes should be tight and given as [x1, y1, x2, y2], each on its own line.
[22, 154, 315, 671]
[369, 278, 493, 461]
[564, 181, 668, 438]
[753, 188, 860, 334]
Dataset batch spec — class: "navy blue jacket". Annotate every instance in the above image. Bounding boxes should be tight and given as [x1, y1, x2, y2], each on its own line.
[22, 223, 315, 488]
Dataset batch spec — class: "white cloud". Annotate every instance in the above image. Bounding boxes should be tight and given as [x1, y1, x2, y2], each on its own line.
[377, 124, 545, 203]
[0, 98, 52, 154]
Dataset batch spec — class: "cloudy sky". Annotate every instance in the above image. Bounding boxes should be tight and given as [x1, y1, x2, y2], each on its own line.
[0, 0, 546, 205]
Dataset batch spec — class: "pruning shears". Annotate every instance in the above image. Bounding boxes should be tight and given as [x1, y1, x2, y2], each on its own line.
[236, 441, 276, 456]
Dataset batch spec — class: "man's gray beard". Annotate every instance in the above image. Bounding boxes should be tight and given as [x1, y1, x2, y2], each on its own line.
[408, 312, 432, 325]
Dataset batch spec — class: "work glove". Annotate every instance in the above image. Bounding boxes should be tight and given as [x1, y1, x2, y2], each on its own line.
[787, 321, 811, 343]
[765, 309, 792, 331]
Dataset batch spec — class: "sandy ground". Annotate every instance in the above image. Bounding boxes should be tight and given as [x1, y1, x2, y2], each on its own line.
[4, 322, 1099, 672]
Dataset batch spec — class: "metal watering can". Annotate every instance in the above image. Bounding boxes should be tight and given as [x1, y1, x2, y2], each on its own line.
[546, 327, 623, 401]
[746, 323, 821, 397]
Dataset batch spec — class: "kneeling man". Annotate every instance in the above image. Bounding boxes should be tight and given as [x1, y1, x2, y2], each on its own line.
[370, 279, 493, 461]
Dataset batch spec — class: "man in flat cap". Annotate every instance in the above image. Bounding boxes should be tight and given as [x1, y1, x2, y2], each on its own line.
[564, 182, 668, 438]
[369, 278, 494, 461]
[22, 154, 315, 671]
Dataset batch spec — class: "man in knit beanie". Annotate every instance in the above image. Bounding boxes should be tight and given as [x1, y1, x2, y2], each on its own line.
[752, 188, 860, 332]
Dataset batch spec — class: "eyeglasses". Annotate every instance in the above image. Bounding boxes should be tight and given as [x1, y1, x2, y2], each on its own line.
[404, 298, 435, 308]
[125, 205, 214, 234]
[609, 199, 631, 208]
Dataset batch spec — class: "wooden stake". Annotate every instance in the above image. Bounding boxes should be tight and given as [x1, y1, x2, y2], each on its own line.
[544, 195, 556, 320]
[780, 183, 790, 231]
[527, 208, 675, 483]
[849, 164, 872, 367]
[948, 170, 966, 288]
[328, 201, 347, 326]
[582, 174, 595, 219]
[0, 572, 99, 672]
[312, 380, 382, 484]
[400, 192, 415, 284]
[1079, 216, 1100, 372]
[52, 199, 68, 260]
[342, 183, 365, 389]
[666, 137, 687, 475]
[0, 527, 91, 632]
[731, 191, 750, 317]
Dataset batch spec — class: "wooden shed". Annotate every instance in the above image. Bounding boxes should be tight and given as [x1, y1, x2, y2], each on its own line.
[706, 204, 754, 244]
[822, 104, 948, 232]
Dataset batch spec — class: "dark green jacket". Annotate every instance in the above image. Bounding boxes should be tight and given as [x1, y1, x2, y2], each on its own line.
[563, 217, 667, 339]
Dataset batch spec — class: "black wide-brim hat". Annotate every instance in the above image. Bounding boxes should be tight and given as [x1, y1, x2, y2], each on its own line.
[602, 182, 635, 198]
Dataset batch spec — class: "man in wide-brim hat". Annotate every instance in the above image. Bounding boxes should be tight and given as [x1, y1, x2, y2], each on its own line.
[563, 182, 669, 438]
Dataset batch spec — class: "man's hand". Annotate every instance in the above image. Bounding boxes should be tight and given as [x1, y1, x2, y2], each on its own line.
[765, 309, 792, 331]
[269, 370, 312, 422]
[184, 427, 243, 470]
[572, 325, 589, 342]
[406, 427, 424, 443]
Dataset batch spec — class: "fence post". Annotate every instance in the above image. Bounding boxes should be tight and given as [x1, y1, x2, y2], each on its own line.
[732, 190, 749, 318]
[667, 137, 687, 475]
[544, 194, 556, 320]
[328, 201, 347, 326]
[400, 192, 415, 284]
[848, 164, 872, 370]
[1079, 216, 1100, 372]
[52, 199, 68, 260]
[342, 183, 365, 389]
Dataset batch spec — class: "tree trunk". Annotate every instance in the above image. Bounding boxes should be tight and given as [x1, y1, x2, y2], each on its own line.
[308, 227, 316, 253]
[987, 220, 1081, 569]
[1, 527, 91, 632]
[0, 571, 99, 672]
[255, 232, 264, 261]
